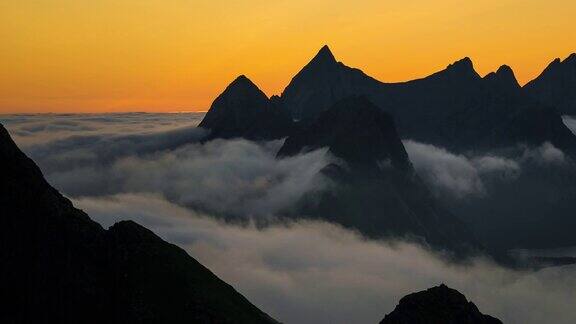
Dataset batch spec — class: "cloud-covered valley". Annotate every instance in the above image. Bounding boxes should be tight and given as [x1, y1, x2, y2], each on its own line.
[2, 113, 576, 323]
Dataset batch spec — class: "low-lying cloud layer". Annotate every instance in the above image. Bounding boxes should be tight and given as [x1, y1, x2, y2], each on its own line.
[1, 113, 333, 218]
[105, 139, 332, 218]
[76, 193, 576, 324]
[1, 112, 204, 147]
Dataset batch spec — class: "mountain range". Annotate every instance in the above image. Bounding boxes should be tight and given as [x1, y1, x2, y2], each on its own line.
[199, 45, 576, 252]
[278, 46, 576, 154]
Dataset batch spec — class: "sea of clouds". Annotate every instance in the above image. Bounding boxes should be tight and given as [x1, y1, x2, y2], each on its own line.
[2, 113, 576, 324]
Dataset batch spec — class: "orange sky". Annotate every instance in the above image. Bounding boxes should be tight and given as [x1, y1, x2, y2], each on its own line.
[1, 0, 575, 113]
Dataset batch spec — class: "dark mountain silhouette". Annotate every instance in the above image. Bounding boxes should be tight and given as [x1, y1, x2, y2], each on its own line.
[195, 46, 576, 251]
[279, 46, 576, 154]
[484, 65, 521, 94]
[380, 284, 502, 324]
[281, 45, 381, 123]
[278, 97, 481, 255]
[525, 53, 576, 116]
[198, 75, 293, 141]
[0, 124, 276, 323]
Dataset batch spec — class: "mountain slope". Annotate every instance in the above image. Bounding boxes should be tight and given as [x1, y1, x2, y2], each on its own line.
[525, 53, 576, 116]
[279, 97, 480, 254]
[0, 124, 276, 323]
[199, 75, 293, 141]
[380, 284, 502, 324]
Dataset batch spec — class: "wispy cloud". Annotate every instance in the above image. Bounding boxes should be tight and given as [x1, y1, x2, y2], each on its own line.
[403, 140, 520, 199]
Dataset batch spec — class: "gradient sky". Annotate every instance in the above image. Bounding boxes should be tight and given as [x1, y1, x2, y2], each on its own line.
[1, 0, 575, 113]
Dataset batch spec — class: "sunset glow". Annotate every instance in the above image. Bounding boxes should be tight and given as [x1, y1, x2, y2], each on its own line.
[1, 0, 575, 113]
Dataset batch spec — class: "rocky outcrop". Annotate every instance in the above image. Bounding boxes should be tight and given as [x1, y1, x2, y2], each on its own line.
[380, 284, 502, 324]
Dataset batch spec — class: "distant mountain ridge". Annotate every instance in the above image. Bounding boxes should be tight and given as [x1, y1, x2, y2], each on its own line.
[525, 53, 576, 116]
[0, 123, 276, 323]
[278, 46, 576, 154]
[200, 46, 576, 154]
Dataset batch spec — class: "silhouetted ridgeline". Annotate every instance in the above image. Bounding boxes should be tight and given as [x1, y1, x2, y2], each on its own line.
[525, 53, 576, 116]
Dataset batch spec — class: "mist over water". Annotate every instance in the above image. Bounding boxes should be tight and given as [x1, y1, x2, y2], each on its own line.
[2, 113, 576, 324]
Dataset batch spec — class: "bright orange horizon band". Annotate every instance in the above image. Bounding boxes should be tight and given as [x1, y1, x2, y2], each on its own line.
[1, 0, 575, 113]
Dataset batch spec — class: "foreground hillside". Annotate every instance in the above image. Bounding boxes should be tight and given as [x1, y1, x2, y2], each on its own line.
[0, 124, 276, 323]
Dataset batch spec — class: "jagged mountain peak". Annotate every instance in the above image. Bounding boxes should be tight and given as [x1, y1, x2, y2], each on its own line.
[484, 64, 520, 91]
[448, 57, 474, 69]
[496, 64, 514, 75]
[223, 75, 267, 98]
[546, 57, 562, 71]
[280, 45, 381, 123]
[309, 45, 337, 66]
[444, 57, 479, 78]
[199, 74, 293, 141]
[564, 53, 576, 64]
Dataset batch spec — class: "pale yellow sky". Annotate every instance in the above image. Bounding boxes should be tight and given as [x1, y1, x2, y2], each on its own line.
[1, 0, 575, 113]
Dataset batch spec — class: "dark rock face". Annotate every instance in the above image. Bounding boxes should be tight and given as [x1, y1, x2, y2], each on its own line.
[279, 97, 480, 255]
[525, 53, 576, 116]
[278, 96, 411, 171]
[0, 124, 276, 324]
[199, 75, 293, 141]
[380, 284, 502, 324]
